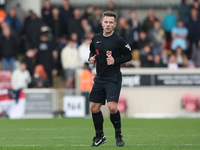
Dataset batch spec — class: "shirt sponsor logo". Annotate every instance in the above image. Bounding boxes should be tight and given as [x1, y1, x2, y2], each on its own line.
[106, 51, 112, 57]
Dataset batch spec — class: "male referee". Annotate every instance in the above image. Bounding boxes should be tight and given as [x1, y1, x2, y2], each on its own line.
[89, 11, 132, 147]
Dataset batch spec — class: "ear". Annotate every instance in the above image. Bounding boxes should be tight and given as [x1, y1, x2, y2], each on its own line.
[114, 22, 117, 28]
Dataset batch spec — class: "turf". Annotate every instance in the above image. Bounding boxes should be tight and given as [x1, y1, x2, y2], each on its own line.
[0, 118, 200, 150]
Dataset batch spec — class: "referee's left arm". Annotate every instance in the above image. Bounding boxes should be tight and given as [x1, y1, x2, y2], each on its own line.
[114, 40, 132, 65]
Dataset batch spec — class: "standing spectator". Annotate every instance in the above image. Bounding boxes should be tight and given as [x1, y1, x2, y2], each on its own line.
[78, 36, 91, 67]
[162, 6, 176, 49]
[35, 34, 56, 87]
[11, 61, 31, 103]
[127, 10, 141, 47]
[24, 12, 42, 47]
[191, 0, 200, 15]
[187, 8, 200, 58]
[81, 18, 92, 38]
[140, 45, 153, 67]
[41, 0, 53, 26]
[68, 8, 83, 44]
[49, 7, 62, 46]
[61, 40, 80, 89]
[0, 6, 6, 25]
[59, 0, 74, 36]
[107, 0, 120, 19]
[178, 0, 190, 25]
[171, 19, 188, 51]
[0, 26, 17, 72]
[82, 5, 95, 24]
[15, 3, 26, 26]
[4, 8, 21, 34]
[148, 19, 165, 56]
[142, 8, 158, 33]
[192, 40, 200, 67]
[91, 8, 102, 33]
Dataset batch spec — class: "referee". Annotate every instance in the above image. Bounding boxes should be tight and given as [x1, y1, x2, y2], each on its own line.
[89, 11, 132, 147]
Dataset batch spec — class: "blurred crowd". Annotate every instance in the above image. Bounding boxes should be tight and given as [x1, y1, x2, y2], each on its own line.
[0, 0, 200, 89]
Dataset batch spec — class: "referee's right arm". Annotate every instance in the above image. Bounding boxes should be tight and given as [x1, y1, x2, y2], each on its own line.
[88, 37, 96, 64]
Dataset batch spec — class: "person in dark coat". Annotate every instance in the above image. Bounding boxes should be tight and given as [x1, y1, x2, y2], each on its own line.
[41, 0, 53, 26]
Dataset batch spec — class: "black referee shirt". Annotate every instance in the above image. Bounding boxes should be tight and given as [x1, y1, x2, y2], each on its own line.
[89, 32, 132, 78]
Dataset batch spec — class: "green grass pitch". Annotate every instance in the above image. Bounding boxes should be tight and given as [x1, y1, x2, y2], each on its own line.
[0, 118, 200, 150]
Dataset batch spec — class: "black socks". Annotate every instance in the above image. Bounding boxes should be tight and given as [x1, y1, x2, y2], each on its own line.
[110, 111, 121, 137]
[92, 111, 104, 138]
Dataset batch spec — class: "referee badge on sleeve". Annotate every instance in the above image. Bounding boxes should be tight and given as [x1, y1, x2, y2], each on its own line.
[106, 51, 112, 57]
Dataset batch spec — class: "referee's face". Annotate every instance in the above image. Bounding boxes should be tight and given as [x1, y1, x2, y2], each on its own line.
[102, 16, 116, 36]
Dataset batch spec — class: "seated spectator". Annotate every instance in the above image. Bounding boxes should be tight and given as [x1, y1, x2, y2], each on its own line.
[142, 8, 158, 33]
[82, 5, 95, 24]
[148, 19, 165, 55]
[0, 26, 18, 72]
[153, 55, 164, 67]
[186, 8, 200, 58]
[140, 45, 153, 67]
[81, 18, 92, 39]
[168, 54, 178, 69]
[171, 19, 188, 51]
[61, 40, 80, 89]
[162, 6, 176, 49]
[32, 64, 50, 88]
[11, 61, 31, 103]
[191, 0, 200, 15]
[160, 49, 169, 67]
[116, 17, 129, 40]
[192, 40, 200, 67]
[136, 31, 150, 50]
[91, 8, 102, 33]
[175, 47, 188, 67]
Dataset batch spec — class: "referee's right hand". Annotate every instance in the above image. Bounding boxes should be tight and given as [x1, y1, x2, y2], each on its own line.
[89, 54, 96, 64]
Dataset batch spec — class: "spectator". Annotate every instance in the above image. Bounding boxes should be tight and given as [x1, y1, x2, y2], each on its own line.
[116, 17, 129, 40]
[35, 33, 56, 87]
[49, 7, 62, 46]
[162, 6, 176, 49]
[4, 8, 21, 34]
[107, 0, 120, 19]
[168, 54, 178, 69]
[11, 61, 31, 103]
[82, 5, 95, 24]
[15, 3, 26, 26]
[59, 0, 74, 36]
[192, 40, 200, 67]
[171, 19, 188, 51]
[61, 40, 80, 89]
[160, 49, 169, 67]
[178, 0, 190, 25]
[41, 0, 53, 26]
[127, 10, 141, 47]
[0, 6, 6, 25]
[152, 55, 164, 67]
[0, 26, 18, 72]
[24, 11, 42, 47]
[191, 0, 200, 15]
[175, 47, 188, 67]
[78, 36, 91, 67]
[32, 64, 50, 88]
[187, 8, 200, 58]
[136, 31, 150, 50]
[68, 8, 83, 44]
[91, 8, 102, 33]
[142, 8, 158, 33]
[148, 19, 165, 56]
[70, 32, 79, 49]
[22, 49, 36, 76]
[140, 45, 153, 67]
[81, 18, 92, 39]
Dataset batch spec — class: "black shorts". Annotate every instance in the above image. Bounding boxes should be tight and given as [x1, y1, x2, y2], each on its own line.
[89, 73, 122, 105]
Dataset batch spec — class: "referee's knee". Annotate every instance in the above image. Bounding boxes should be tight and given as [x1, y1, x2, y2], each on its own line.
[90, 103, 101, 113]
[108, 105, 118, 114]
